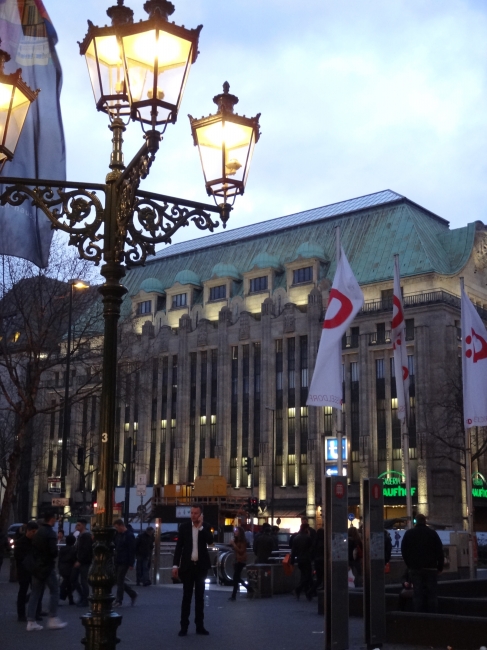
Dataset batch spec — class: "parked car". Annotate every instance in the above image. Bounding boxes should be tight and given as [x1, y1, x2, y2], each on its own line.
[7, 523, 25, 549]
[160, 531, 179, 543]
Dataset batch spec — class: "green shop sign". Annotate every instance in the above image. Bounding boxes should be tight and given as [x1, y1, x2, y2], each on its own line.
[472, 473, 487, 499]
[377, 471, 417, 498]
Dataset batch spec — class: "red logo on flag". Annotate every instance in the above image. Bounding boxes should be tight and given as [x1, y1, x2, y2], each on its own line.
[465, 328, 487, 363]
[335, 481, 345, 499]
[324, 289, 353, 329]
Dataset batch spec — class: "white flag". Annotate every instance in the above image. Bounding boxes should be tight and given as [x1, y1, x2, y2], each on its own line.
[392, 256, 410, 421]
[461, 288, 487, 429]
[307, 247, 364, 408]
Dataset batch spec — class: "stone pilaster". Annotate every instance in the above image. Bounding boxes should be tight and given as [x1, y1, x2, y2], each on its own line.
[174, 314, 191, 483]
[217, 307, 232, 481]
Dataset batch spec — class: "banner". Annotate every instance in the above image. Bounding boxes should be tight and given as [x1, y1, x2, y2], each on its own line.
[307, 247, 364, 408]
[0, 0, 65, 268]
[461, 288, 487, 429]
[392, 256, 409, 421]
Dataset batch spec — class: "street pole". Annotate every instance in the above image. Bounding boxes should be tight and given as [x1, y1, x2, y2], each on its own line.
[265, 406, 275, 526]
[124, 436, 132, 526]
[335, 226, 344, 478]
[402, 419, 413, 529]
[460, 276, 475, 579]
[60, 281, 73, 506]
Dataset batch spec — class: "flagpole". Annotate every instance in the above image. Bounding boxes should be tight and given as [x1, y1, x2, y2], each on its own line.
[460, 277, 475, 579]
[335, 226, 344, 477]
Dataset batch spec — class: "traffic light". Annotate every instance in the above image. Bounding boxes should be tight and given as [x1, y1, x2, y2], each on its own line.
[244, 457, 253, 475]
[250, 497, 258, 514]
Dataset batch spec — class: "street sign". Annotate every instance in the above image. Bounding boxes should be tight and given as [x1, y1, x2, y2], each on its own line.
[136, 485, 146, 497]
[52, 498, 69, 507]
[47, 478, 61, 494]
[136, 474, 147, 486]
[348, 513, 355, 521]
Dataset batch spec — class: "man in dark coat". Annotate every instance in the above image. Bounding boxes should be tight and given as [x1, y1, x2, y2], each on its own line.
[253, 523, 274, 563]
[113, 519, 138, 607]
[58, 534, 77, 605]
[401, 514, 444, 612]
[14, 521, 39, 621]
[26, 509, 67, 631]
[172, 504, 214, 637]
[135, 526, 154, 586]
[73, 518, 93, 607]
[291, 523, 313, 600]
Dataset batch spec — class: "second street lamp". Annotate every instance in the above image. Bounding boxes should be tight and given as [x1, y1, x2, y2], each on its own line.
[0, 2, 260, 648]
[60, 280, 90, 513]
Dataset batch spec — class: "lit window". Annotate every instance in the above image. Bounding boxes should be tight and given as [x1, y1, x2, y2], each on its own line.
[172, 293, 187, 308]
[209, 284, 226, 301]
[250, 276, 268, 292]
[137, 300, 151, 315]
[293, 266, 313, 284]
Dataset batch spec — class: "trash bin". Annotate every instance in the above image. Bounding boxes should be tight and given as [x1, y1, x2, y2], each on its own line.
[246, 564, 272, 598]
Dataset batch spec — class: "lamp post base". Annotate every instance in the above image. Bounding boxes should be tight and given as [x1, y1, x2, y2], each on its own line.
[81, 526, 122, 650]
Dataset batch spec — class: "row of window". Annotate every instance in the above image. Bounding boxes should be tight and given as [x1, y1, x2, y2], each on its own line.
[136, 267, 315, 313]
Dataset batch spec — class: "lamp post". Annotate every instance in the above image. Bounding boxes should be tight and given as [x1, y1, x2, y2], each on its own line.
[60, 280, 90, 510]
[265, 406, 276, 526]
[0, 2, 260, 648]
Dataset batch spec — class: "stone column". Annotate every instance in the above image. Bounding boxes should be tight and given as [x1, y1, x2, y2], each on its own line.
[414, 324, 430, 517]
[216, 307, 232, 481]
[307, 287, 323, 512]
[174, 314, 191, 484]
[260, 298, 275, 503]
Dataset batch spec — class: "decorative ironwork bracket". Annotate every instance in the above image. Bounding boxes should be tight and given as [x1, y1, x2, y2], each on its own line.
[0, 175, 231, 267]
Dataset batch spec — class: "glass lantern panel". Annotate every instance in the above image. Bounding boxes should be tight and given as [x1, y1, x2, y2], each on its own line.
[196, 119, 254, 186]
[5, 89, 30, 154]
[0, 82, 13, 146]
[122, 28, 192, 121]
[85, 36, 125, 110]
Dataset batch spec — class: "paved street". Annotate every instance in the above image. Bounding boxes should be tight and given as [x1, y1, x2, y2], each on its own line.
[0, 571, 444, 650]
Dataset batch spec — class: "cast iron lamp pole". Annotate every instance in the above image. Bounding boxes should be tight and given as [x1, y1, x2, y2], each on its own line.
[0, 2, 260, 648]
[265, 406, 276, 526]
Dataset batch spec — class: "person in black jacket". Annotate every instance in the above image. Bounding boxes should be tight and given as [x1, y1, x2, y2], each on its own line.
[253, 523, 274, 563]
[26, 509, 67, 631]
[291, 523, 313, 600]
[58, 534, 77, 605]
[135, 527, 154, 586]
[113, 519, 138, 607]
[401, 514, 444, 612]
[172, 504, 214, 637]
[73, 518, 93, 608]
[14, 521, 39, 622]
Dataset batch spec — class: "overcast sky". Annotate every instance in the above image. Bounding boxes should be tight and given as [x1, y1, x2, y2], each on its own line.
[46, 0, 487, 246]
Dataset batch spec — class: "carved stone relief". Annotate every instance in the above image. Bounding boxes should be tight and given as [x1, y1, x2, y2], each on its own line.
[283, 302, 296, 333]
[473, 230, 487, 272]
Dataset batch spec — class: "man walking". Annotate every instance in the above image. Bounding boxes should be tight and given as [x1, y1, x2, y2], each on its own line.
[113, 519, 138, 607]
[401, 514, 444, 612]
[253, 523, 274, 563]
[135, 526, 154, 586]
[14, 521, 39, 622]
[26, 509, 67, 631]
[172, 504, 214, 637]
[291, 523, 313, 600]
[74, 518, 93, 607]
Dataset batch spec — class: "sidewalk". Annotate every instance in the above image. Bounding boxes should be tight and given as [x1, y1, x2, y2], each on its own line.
[0, 573, 442, 650]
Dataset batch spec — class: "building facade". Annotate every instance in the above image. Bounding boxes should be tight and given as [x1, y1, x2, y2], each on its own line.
[37, 189, 487, 529]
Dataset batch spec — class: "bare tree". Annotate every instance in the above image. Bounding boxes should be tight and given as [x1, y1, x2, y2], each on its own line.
[0, 236, 101, 532]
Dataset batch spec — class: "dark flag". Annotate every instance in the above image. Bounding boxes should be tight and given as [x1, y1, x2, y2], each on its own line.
[0, 0, 65, 268]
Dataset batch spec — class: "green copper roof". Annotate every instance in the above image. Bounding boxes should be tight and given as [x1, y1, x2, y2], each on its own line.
[211, 263, 241, 280]
[249, 252, 281, 271]
[295, 241, 325, 260]
[174, 269, 201, 286]
[123, 191, 476, 300]
[139, 277, 165, 294]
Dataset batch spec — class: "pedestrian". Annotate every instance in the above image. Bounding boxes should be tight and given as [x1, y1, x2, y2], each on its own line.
[26, 508, 67, 631]
[253, 523, 274, 563]
[271, 525, 280, 551]
[14, 521, 40, 622]
[135, 526, 155, 586]
[73, 518, 93, 608]
[228, 526, 252, 600]
[57, 529, 66, 546]
[290, 522, 313, 600]
[348, 526, 363, 588]
[113, 518, 138, 607]
[393, 530, 401, 549]
[58, 534, 77, 605]
[401, 513, 444, 613]
[171, 503, 214, 637]
[244, 527, 254, 547]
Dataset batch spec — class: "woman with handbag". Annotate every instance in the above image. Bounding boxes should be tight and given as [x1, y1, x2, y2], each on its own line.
[228, 526, 253, 600]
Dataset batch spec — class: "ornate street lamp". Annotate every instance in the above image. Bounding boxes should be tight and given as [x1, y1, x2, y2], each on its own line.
[189, 81, 261, 209]
[0, 41, 39, 170]
[0, 2, 260, 648]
